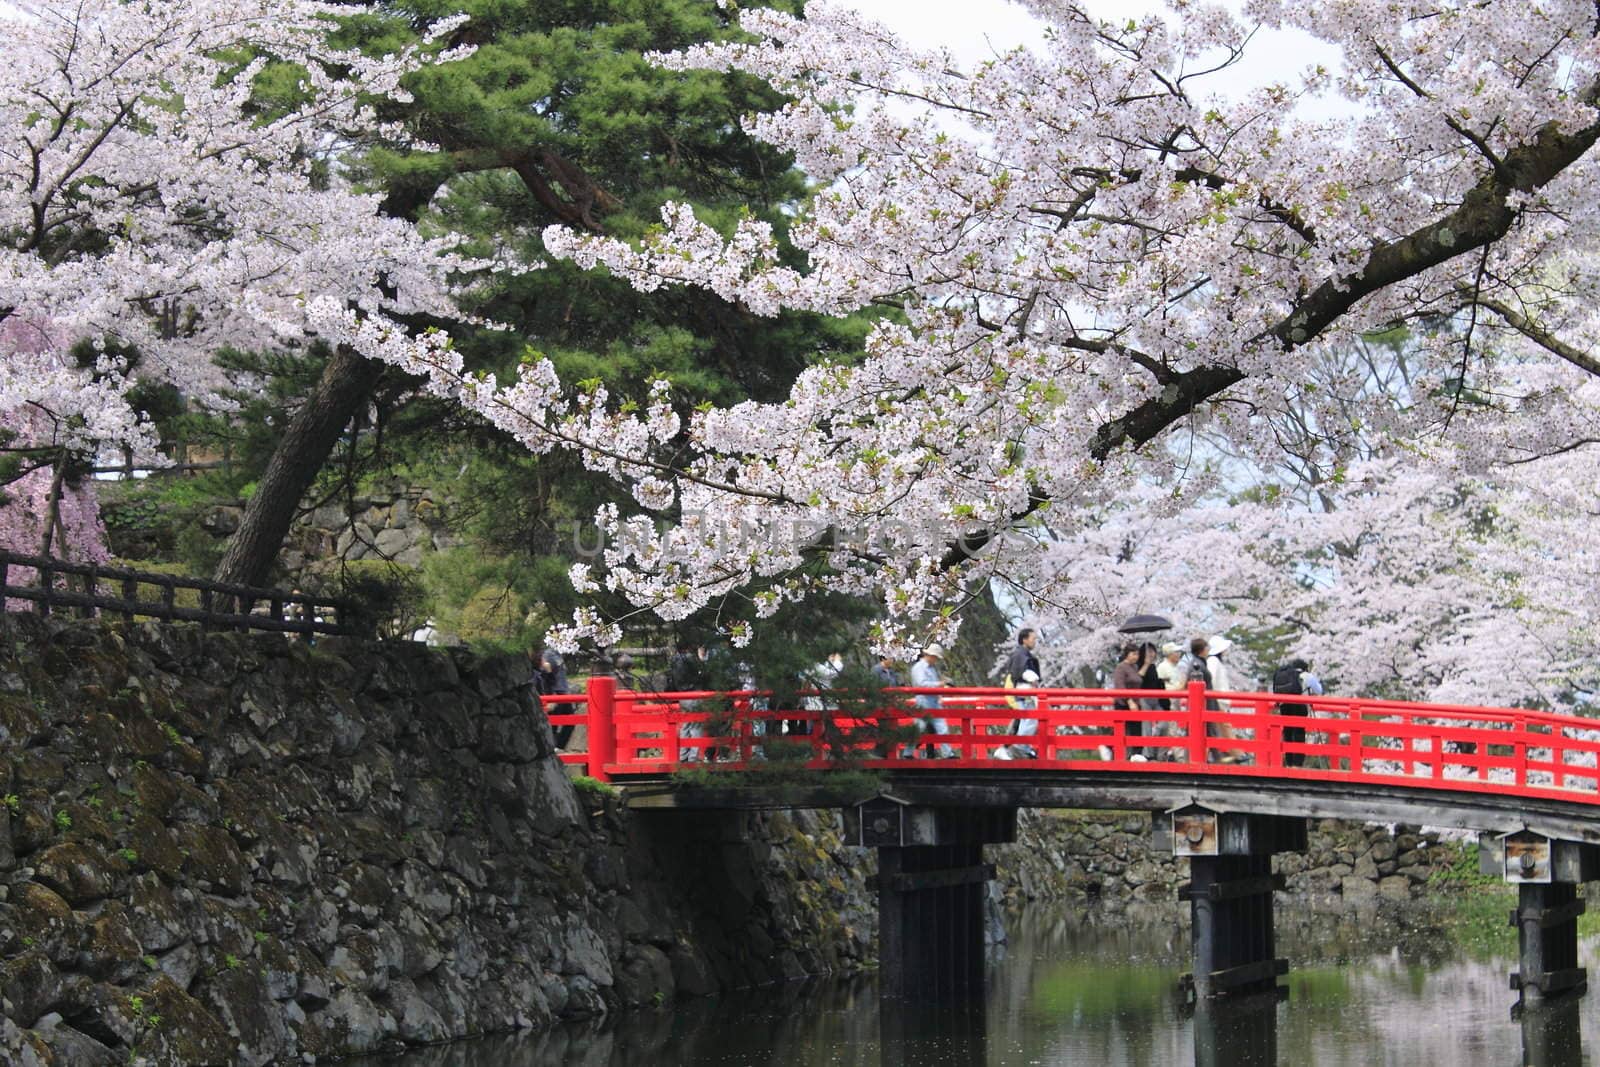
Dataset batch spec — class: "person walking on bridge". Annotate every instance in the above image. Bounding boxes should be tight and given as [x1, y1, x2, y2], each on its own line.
[873, 652, 901, 688]
[1204, 636, 1249, 763]
[1002, 628, 1042, 760]
[1109, 643, 1145, 761]
[1155, 643, 1185, 704]
[1147, 642, 1186, 760]
[670, 640, 708, 763]
[1271, 658, 1323, 768]
[536, 648, 572, 749]
[909, 644, 955, 758]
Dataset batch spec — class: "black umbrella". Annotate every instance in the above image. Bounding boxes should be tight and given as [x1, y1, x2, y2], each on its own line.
[1117, 613, 1174, 634]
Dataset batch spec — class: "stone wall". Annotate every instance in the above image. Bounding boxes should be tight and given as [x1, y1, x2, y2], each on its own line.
[0, 616, 871, 1067]
[994, 809, 1470, 910]
[198, 482, 458, 581]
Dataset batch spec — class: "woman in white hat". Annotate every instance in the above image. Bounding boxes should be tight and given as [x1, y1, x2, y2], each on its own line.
[1206, 636, 1248, 764]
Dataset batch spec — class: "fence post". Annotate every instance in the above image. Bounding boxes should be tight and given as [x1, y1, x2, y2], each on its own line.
[38, 561, 53, 616]
[586, 674, 617, 782]
[1187, 680, 1207, 767]
[80, 566, 98, 619]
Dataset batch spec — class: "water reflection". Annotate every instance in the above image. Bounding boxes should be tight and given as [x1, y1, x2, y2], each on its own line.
[1522, 997, 1585, 1067]
[1189, 990, 1281, 1067]
[359, 901, 1596, 1066]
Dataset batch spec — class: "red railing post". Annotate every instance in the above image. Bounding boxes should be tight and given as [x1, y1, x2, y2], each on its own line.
[586, 675, 617, 782]
[1186, 681, 1206, 767]
[1514, 713, 1528, 789]
[1347, 704, 1363, 776]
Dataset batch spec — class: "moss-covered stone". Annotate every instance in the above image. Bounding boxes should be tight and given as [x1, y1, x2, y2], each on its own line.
[84, 906, 144, 982]
[127, 763, 176, 818]
[13, 750, 66, 792]
[133, 974, 237, 1067]
[34, 841, 115, 905]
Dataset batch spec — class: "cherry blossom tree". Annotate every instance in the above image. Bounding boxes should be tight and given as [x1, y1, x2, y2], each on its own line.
[0, 0, 486, 562]
[405, 0, 1600, 657]
[1026, 443, 1600, 709]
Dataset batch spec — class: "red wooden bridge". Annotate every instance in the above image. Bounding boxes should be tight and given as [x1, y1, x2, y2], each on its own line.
[546, 678, 1600, 816]
[544, 678, 1600, 1006]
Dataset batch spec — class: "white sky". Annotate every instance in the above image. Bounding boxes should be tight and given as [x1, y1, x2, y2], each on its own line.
[854, 0, 1344, 113]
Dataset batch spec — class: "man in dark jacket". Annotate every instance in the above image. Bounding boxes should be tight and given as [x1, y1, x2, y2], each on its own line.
[1002, 629, 1042, 759]
[668, 641, 708, 762]
[872, 653, 901, 688]
[536, 649, 572, 748]
[1003, 628, 1041, 687]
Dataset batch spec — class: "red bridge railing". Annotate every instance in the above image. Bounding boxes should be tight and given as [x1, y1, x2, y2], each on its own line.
[541, 678, 1600, 806]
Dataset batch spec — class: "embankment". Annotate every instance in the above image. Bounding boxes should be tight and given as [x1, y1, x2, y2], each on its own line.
[0, 616, 871, 1066]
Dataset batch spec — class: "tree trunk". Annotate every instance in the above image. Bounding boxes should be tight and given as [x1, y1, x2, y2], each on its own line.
[944, 581, 1015, 687]
[212, 347, 383, 588]
[37, 449, 67, 558]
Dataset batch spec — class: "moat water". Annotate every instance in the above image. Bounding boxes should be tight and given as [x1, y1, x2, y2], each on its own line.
[360, 895, 1593, 1066]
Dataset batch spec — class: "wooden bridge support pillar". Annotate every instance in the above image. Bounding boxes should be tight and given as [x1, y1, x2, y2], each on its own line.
[1190, 988, 1281, 1067]
[1183, 854, 1285, 1000]
[1512, 882, 1586, 1007]
[1497, 831, 1600, 1010]
[877, 844, 989, 998]
[1167, 806, 1304, 1001]
[845, 800, 1017, 999]
[1518, 994, 1584, 1067]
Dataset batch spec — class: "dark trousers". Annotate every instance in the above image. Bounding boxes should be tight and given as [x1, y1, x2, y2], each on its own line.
[1280, 704, 1308, 767]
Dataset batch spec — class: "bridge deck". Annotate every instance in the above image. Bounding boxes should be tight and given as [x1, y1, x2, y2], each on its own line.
[617, 770, 1600, 841]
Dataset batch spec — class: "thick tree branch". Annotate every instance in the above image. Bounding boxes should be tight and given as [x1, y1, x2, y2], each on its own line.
[1466, 294, 1600, 379]
[937, 80, 1600, 573]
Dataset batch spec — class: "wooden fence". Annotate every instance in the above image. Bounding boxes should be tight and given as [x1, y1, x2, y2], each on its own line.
[0, 550, 365, 638]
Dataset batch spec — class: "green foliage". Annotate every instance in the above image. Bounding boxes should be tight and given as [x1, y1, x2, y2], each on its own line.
[126, 995, 161, 1029]
[414, 546, 551, 652]
[332, 558, 428, 638]
[53, 809, 72, 832]
[1427, 840, 1501, 891]
[2, 794, 19, 814]
[571, 775, 620, 801]
[117, 848, 138, 864]
[100, 560, 206, 612]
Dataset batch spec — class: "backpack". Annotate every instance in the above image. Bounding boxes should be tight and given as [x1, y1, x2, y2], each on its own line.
[1271, 664, 1304, 695]
[1272, 664, 1310, 718]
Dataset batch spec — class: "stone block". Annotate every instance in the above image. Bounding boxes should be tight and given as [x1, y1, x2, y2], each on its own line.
[1377, 875, 1413, 900]
[1341, 875, 1379, 900]
[34, 842, 114, 905]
